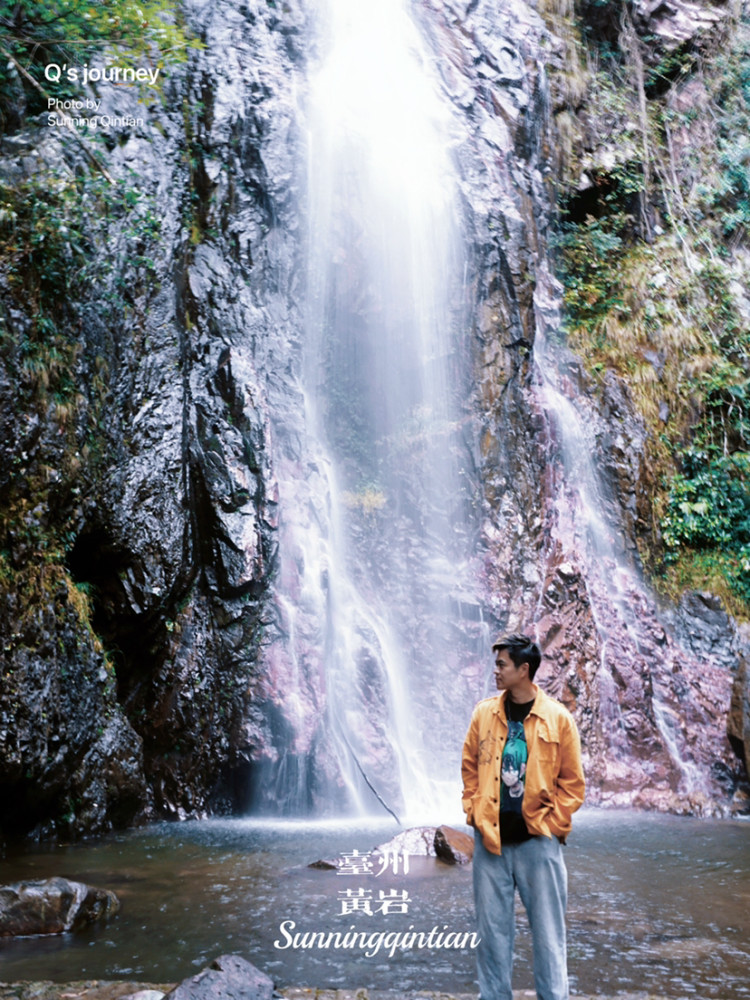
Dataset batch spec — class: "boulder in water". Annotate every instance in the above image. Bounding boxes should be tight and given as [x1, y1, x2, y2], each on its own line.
[0, 877, 119, 936]
[374, 827, 437, 857]
[307, 857, 339, 870]
[434, 825, 474, 864]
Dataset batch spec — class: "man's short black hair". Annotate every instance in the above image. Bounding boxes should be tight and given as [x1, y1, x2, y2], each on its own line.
[492, 633, 542, 679]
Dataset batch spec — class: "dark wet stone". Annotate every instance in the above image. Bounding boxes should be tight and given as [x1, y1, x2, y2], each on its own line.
[0, 878, 119, 937]
[729, 654, 750, 781]
[0, 0, 303, 839]
[164, 955, 273, 1000]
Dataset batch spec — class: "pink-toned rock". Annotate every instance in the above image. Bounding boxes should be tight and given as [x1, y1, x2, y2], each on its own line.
[633, 0, 728, 52]
[434, 825, 474, 865]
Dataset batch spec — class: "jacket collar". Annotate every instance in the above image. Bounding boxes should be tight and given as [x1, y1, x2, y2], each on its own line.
[493, 683, 545, 720]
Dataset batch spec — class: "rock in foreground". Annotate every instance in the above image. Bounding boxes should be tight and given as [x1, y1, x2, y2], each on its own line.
[164, 955, 273, 1000]
[0, 878, 119, 937]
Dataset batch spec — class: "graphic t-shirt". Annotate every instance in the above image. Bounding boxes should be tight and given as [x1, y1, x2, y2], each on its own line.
[500, 697, 535, 843]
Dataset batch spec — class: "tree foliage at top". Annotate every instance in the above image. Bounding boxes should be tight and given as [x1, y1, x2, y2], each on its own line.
[0, 0, 200, 132]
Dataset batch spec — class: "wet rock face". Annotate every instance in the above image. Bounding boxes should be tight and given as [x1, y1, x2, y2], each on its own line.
[437, 0, 749, 813]
[728, 655, 750, 781]
[632, 0, 729, 54]
[0, 0, 306, 838]
[576, 0, 730, 56]
[91, 0, 307, 825]
[0, 558, 146, 835]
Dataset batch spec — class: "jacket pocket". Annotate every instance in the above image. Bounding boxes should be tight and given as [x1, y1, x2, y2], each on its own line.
[536, 732, 560, 764]
[471, 792, 494, 829]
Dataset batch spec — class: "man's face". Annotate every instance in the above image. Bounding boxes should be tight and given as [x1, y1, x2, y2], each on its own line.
[494, 648, 527, 691]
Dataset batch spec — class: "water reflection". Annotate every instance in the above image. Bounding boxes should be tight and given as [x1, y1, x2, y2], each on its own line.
[0, 810, 748, 997]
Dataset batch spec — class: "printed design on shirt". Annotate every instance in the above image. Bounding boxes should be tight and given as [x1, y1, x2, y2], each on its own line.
[477, 730, 499, 765]
[501, 720, 528, 812]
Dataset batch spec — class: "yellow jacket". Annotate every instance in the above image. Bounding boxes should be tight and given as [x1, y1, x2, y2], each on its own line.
[461, 684, 585, 855]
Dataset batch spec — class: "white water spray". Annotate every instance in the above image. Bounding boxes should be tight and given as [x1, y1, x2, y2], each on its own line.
[258, 0, 482, 823]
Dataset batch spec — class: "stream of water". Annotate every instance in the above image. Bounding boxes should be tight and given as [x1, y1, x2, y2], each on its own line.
[256, 0, 485, 821]
[1, 810, 749, 998]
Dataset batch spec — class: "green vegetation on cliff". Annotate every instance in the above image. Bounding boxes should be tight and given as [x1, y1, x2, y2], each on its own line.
[0, 0, 200, 129]
[0, 168, 159, 569]
[0, 0, 194, 648]
[546, 0, 750, 616]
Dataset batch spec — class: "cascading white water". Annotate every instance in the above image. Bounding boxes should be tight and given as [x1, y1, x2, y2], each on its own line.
[256, 0, 485, 822]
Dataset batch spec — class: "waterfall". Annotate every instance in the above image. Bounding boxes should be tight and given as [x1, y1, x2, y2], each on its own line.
[254, 0, 487, 822]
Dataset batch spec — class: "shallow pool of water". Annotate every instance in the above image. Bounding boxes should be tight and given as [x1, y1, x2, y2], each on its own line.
[0, 809, 748, 998]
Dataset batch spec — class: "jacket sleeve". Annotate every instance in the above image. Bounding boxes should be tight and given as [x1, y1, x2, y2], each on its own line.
[461, 709, 480, 826]
[547, 712, 585, 838]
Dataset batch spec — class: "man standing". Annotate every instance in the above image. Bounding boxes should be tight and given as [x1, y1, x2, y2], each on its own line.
[461, 633, 585, 1000]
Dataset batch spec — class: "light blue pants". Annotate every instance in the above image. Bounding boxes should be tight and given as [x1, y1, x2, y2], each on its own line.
[473, 829, 569, 1000]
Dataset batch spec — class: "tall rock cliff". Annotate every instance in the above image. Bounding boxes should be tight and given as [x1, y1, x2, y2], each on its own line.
[0, 0, 306, 837]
